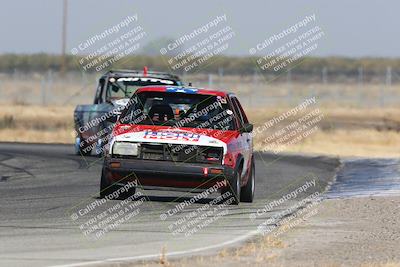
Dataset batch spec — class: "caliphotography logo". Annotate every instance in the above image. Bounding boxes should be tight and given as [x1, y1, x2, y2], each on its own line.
[1, 1, 400, 267]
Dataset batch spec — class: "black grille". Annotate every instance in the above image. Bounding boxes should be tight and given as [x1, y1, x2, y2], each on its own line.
[141, 143, 164, 160]
[114, 143, 223, 164]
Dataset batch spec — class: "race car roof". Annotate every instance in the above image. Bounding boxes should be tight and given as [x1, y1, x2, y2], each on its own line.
[102, 69, 181, 81]
[136, 86, 231, 97]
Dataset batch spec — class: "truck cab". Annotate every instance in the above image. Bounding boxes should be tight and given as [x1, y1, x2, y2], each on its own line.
[74, 68, 182, 156]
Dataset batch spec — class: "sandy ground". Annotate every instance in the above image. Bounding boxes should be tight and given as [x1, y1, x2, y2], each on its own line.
[261, 196, 400, 267]
[130, 196, 400, 267]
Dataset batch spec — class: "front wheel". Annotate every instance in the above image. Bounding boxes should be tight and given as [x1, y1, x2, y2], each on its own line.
[100, 169, 117, 198]
[222, 169, 241, 205]
[240, 159, 255, 203]
[100, 169, 136, 199]
[95, 138, 104, 157]
[75, 137, 92, 156]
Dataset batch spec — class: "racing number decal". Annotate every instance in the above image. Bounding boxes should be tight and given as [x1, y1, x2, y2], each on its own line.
[143, 130, 200, 142]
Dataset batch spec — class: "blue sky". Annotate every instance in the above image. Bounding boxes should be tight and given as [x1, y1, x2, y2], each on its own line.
[0, 0, 398, 57]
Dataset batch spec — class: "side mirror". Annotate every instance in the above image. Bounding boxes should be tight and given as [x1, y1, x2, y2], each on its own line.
[240, 123, 253, 133]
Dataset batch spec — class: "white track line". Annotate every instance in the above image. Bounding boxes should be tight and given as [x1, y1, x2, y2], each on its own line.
[50, 230, 259, 267]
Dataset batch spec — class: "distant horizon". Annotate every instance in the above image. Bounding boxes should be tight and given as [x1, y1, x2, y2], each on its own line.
[0, 0, 399, 58]
[1, 52, 399, 60]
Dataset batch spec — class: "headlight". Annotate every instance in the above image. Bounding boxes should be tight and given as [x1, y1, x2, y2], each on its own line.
[112, 142, 139, 156]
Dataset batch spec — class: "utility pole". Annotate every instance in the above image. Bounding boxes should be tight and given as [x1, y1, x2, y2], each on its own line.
[287, 68, 292, 104]
[358, 66, 363, 106]
[250, 68, 258, 107]
[358, 66, 363, 87]
[381, 66, 392, 107]
[322, 66, 327, 84]
[386, 66, 392, 87]
[218, 67, 224, 88]
[60, 0, 68, 77]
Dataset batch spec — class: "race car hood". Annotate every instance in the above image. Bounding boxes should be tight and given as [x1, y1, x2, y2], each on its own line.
[111, 125, 239, 153]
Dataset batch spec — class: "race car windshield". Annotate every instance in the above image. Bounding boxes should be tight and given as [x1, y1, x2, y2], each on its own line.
[120, 91, 235, 130]
[106, 78, 181, 100]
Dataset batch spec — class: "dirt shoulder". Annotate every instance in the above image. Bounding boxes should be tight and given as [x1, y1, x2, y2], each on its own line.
[132, 196, 400, 267]
[261, 196, 400, 267]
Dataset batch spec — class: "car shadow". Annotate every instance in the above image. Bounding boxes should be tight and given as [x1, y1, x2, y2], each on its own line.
[94, 192, 230, 205]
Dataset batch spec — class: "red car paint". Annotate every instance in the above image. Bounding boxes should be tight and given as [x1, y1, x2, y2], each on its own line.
[102, 86, 254, 202]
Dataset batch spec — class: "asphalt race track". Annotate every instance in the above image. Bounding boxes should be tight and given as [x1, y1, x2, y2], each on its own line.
[0, 142, 339, 267]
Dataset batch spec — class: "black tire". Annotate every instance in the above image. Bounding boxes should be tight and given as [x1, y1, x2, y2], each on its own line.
[240, 159, 255, 203]
[95, 122, 110, 157]
[95, 139, 104, 157]
[222, 167, 241, 205]
[76, 136, 92, 156]
[100, 169, 136, 199]
[100, 169, 117, 198]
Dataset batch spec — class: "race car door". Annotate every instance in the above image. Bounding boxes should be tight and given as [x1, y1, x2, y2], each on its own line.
[230, 96, 252, 182]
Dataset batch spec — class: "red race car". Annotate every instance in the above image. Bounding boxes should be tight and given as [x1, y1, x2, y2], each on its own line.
[100, 86, 254, 204]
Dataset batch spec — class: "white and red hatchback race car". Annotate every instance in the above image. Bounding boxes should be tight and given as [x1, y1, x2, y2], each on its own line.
[101, 86, 254, 204]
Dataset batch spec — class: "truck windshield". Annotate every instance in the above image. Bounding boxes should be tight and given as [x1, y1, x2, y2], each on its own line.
[120, 92, 235, 130]
[106, 77, 181, 100]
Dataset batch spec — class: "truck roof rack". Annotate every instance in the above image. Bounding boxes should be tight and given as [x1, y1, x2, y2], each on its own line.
[103, 69, 180, 81]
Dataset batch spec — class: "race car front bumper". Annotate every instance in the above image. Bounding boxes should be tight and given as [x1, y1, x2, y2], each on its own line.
[103, 158, 234, 189]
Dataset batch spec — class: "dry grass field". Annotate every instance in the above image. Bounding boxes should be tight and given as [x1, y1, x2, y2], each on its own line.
[1, 74, 399, 157]
[0, 104, 399, 158]
[249, 107, 400, 157]
[1, 73, 400, 108]
[0, 105, 74, 143]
